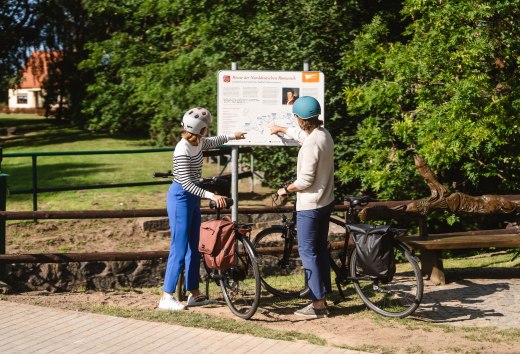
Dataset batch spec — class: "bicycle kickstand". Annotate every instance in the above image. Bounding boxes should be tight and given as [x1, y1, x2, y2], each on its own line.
[333, 277, 346, 305]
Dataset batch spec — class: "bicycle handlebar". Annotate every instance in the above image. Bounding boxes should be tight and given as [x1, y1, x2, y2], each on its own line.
[153, 171, 173, 178]
[344, 195, 375, 208]
[209, 198, 234, 209]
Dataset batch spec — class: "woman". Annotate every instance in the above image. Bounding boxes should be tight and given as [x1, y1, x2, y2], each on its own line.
[159, 107, 246, 311]
[269, 96, 334, 319]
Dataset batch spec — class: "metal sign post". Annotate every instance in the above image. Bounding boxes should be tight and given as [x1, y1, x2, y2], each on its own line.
[0, 147, 5, 279]
[231, 62, 239, 222]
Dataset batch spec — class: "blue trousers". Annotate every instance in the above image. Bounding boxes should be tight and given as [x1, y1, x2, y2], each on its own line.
[297, 203, 334, 301]
[163, 182, 202, 294]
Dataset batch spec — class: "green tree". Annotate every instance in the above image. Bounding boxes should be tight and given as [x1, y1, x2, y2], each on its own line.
[80, 1, 250, 139]
[230, 1, 403, 188]
[79, 0, 402, 190]
[340, 0, 520, 199]
[0, 0, 40, 103]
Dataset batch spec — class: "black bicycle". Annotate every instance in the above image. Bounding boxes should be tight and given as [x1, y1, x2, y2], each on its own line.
[253, 194, 423, 318]
[154, 171, 261, 320]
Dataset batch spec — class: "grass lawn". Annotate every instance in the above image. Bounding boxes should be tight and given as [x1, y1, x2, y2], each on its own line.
[0, 114, 262, 211]
[442, 249, 520, 269]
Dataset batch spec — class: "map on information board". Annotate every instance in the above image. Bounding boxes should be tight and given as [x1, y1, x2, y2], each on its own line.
[217, 70, 325, 146]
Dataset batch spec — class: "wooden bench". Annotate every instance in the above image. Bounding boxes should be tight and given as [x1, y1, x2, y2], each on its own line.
[356, 155, 520, 285]
[403, 227, 520, 285]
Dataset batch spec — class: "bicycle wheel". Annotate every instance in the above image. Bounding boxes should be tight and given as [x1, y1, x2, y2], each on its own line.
[350, 241, 423, 318]
[176, 263, 212, 302]
[219, 235, 261, 319]
[176, 271, 186, 301]
[253, 226, 309, 298]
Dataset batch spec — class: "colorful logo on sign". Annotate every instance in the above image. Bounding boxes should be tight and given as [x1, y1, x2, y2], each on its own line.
[302, 72, 320, 83]
[223, 75, 231, 83]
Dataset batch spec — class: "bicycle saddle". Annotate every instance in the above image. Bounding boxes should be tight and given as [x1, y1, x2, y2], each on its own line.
[344, 196, 373, 207]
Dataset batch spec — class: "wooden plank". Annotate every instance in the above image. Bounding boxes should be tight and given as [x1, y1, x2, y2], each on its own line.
[404, 233, 520, 250]
[403, 227, 520, 285]
[428, 228, 520, 237]
[0, 251, 169, 263]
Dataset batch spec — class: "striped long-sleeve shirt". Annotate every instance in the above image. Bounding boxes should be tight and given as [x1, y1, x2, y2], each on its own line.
[173, 135, 234, 199]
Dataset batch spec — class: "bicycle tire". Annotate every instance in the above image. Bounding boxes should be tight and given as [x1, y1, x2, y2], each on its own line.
[176, 271, 186, 301]
[219, 234, 261, 320]
[350, 241, 423, 318]
[175, 263, 211, 302]
[253, 226, 309, 298]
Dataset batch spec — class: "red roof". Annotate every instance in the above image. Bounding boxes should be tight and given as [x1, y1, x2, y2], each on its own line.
[19, 51, 61, 89]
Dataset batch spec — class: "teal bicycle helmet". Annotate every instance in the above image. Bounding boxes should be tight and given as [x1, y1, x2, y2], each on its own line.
[292, 96, 321, 119]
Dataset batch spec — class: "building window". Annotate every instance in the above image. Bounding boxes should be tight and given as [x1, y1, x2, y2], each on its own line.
[17, 93, 28, 104]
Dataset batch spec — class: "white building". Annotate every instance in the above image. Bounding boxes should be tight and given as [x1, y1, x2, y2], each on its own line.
[7, 51, 59, 114]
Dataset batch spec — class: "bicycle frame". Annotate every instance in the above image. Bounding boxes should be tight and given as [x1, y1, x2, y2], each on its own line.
[279, 211, 297, 268]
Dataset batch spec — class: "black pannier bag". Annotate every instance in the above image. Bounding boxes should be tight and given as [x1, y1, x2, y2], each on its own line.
[348, 224, 396, 283]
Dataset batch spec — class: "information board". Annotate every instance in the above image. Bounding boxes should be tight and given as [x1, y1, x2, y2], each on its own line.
[217, 70, 325, 146]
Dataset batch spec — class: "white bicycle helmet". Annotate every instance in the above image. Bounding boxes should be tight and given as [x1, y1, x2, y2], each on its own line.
[181, 107, 212, 135]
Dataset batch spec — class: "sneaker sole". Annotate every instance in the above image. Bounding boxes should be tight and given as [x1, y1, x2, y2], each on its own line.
[294, 312, 327, 319]
[158, 308, 187, 311]
[157, 305, 187, 311]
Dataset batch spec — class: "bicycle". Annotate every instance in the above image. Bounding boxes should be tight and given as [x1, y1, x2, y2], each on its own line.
[253, 194, 423, 318]
[153, 171, 261, 320]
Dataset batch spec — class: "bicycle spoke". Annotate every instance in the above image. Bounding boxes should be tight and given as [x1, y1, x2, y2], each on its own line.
[253, 228, 308, 298]
[202, 268, 226, 303]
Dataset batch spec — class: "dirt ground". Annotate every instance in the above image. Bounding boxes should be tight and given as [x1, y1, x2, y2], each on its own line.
[4, 218, 520, 354]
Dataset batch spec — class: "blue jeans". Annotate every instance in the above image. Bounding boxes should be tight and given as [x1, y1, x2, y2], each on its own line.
[297, 203, 334, 301]
[163, 182, 201, 294]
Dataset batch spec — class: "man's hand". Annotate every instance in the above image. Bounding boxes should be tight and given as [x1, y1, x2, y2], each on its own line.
[277, 188, 287, 197]
[277, 186, 289, 197]
[269, 125, 287, 135]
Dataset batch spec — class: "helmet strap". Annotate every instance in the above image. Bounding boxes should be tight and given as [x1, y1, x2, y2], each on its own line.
[296, 116, 307, 132]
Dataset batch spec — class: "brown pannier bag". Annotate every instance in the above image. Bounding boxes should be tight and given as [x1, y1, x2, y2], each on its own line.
[199, 216, 236, 270]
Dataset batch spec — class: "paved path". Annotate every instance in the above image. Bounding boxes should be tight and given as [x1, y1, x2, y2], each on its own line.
[416, 277, 520, 328]
[1, 275, 519, 353]
[0, 301, 364, 354]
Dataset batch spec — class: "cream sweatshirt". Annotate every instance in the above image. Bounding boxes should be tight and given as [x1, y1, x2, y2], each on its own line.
[285, 126, 335, 211]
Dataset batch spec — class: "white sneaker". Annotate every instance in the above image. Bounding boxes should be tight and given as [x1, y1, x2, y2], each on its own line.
[158, 294, 186, 311]
[187, 294, 211, 307]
